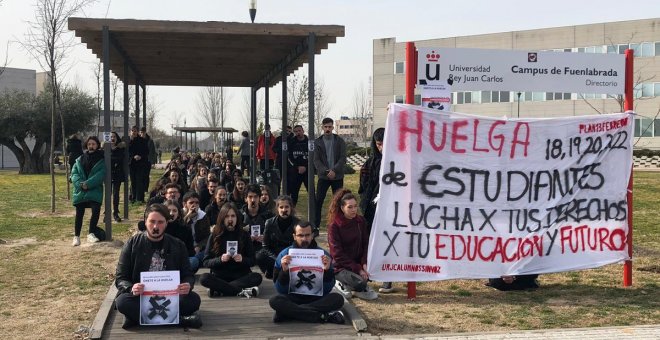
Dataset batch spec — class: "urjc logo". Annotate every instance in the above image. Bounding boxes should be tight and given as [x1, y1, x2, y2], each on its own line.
[528, 52, 538, 62]
[420, 51, 440, 85]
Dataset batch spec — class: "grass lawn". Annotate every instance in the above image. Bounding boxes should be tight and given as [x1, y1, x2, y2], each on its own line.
[0, 169, 658, 338]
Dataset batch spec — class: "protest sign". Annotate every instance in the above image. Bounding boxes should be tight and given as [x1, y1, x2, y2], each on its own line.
[288, 248, 324, 296]
[140, 271, 179, 325]
[367, 104, 633, 281]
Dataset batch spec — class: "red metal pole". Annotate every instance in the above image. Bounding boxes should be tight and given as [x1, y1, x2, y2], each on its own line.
[623, 49, 634, 287]
[405, 41, 417, 299]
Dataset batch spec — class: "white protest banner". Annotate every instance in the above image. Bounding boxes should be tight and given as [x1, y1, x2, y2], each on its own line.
[421, 84, 452, 112]
[288, 248, 324, 296]
[140, 271, 180, 325]
[418, 47, 625, 94]
[367, 104, 632, 281]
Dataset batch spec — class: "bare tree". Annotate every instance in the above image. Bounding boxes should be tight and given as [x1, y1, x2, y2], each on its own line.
[21, 0, 95, 211]
[351, 82, 371, 144]
[314, 78, 332, 137]
[197, 87, 231, 152]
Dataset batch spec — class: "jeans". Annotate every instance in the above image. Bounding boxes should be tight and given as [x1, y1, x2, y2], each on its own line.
[74, 201, 101, 237]
[314, 178, 343, 228]
[269, 292, 344, 323]
[189, 257, 200, 273]
[335, 269, 368, 292]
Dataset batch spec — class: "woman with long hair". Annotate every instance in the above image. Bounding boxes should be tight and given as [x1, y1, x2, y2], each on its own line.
[110, 132, 126, 222]
[164, 168, 188, 193]
[205, 186, 228, 228]
[70, 136, 106, 246]
[326, 188, 377, 300]
[259, 185, 275, 215]
[230, 177, 247, 210]
[200, 203, 262, 297]
[163, 200, 198, 272]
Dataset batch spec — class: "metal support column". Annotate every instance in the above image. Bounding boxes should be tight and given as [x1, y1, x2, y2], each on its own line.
[102, 26, 113, 240]
[307, 33, 317, 228]
[264, 86, 270, 171]
[281, 70, 288, 195]
[122, 63, 130, 220]
[142, 84, 147, 130]
[135, 83, 140, 129]
[250, 87, 257, 183]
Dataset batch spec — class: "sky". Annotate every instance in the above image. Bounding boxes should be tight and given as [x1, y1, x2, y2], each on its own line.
[0, 0, 658, 135]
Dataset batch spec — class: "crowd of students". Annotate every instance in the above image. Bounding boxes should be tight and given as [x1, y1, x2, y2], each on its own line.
[69, 118, 538, 330]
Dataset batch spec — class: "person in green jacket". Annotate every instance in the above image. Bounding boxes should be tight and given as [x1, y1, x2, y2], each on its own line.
[70, 136, 106, 246]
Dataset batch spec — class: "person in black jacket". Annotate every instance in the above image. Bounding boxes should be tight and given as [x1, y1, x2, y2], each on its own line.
[241, 184, 275, 256]
[200, 202, 263, 297]
[110, 132, 126, 222]
[164, 200, 198, 272]
[129, 126, 149, 203]
[287, 125, 309, 206]
[114, 204, 202, 329]
[257, 195, 300, 279]
[358, 128, 384, 233]
[66, 133, 83, 170]
[205, 186, 228, 229]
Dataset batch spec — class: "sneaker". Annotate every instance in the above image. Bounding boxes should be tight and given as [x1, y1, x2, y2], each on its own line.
[180, 312, 202, 329]
[379, 282, 394, 293]
[237, 286, 259, 298]
[72, 236, 80, 247]
[113, 213, 122, 222]
[353, 286, 378, 300]
[322, 311, 345, 324]
[87, 233, 100, 243]
[208, 289, 216, 298]
[334, 281, 352, 299]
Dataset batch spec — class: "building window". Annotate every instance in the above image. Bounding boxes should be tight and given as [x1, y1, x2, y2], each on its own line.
[656, 42, 660, 56]
[546, 92, 554, 101]
[532, 92, 544, 101]
[618, 44, 629, 54]
[577, 47, 585, 53]
[642, 83, 654, 98]
[491, 91, 499, 103]
[631, 43, 641, 57]
[641, 42, 654, 57]
[457, 92, 464, 104]
[481, 91, 491, 103]
[655, 83, 660, 97]
[607, 45, 617, 54]
[394, 62, 404, 74]
[471, 91, 481, 104]
[655, 119, 660, 137]
[414, 94, 421, 105]
[635, 118, 654, 137]
[500, 91, 510, 103]
[563, 93, 572, 100]
[394, 95, 403, 104]
[464, 91, 472, 104]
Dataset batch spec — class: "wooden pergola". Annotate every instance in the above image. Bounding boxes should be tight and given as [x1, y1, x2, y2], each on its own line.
[68, 18, 344, 239]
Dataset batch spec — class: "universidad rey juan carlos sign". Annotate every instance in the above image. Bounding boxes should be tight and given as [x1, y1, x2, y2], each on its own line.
[367, 104, 632, 281]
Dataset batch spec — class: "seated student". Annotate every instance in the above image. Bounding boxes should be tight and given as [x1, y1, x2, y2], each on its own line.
[199, 177, 218, 211]
[205, 186, 228, 229]
[200, 202, 263, 297]
[258, 195, 300, 279]
[114, 204, 202, 329]
[269, 221, 345, 324]
[327, 189, 378, 300]
[259, 185, 275, 215]
[242, 184, 274, 267]
[229, 177, 247, 211]
[182, 192, 211, 267]
[486, 275, 540, 291]
[164, 200, 198, 273]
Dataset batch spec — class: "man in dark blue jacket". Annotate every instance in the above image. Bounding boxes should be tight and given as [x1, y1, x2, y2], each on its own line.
[268, 221, 345, 324]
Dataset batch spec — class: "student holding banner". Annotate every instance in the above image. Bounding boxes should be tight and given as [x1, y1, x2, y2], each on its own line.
[200, 202, 263, 298]
[327, 189, 378, 300]
[269, 221, 345, 324]
[114, 204, 201, 329]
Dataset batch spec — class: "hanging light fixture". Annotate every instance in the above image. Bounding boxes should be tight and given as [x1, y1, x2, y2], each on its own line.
[249, 0, 257, 23]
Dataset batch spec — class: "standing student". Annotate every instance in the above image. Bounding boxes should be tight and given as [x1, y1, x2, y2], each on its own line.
[313, 118, 347, 229]
[70, 136, 106, 246]
[110, 132, 126, 222]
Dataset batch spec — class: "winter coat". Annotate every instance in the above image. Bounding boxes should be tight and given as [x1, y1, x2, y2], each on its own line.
[359, 133, 383, 226]
[66, 137, 83, 167]
[262, 215, 300, 257]
[146, 135, 157, 164]
[256, 134, 276, 161]
[166, 220, 195, 257]
[202, 228, 255, 280]
[327, 213, 369, 274]
[110, 142, 126, 183]
[70, 151, 106, 206]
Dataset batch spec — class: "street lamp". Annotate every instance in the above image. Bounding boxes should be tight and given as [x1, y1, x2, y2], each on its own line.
[249, 0, 257, 23]
[516, 92, 522, 118]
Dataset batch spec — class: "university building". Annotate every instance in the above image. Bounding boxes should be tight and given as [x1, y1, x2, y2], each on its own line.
[373, 18, 660, 149]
